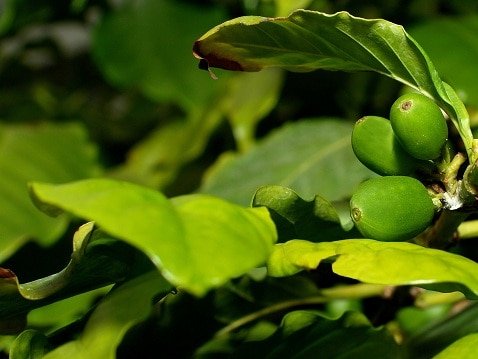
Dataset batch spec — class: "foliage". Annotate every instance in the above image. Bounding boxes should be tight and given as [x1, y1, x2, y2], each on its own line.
[3, 0, 478, 358]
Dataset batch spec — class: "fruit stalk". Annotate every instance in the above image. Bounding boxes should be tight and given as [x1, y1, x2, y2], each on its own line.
[415, 209, 469, 249]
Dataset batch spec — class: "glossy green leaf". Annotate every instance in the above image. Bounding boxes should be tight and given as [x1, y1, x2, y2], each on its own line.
[193, 10, 473, 157]
[30, 179, 277, 296]
[201, 119, 374, 206]
[268, 239, 478, 299]
[410, 16, 478, 106]
[252, 185, 356, 243]
[434, 334, 478, 359]
[222, 310, 401, 358]
[93, 0, 225, 111]
[0, 222, 139, 326]
[9, 329, 50, 359]
[170, 194, 277, 295]
[43, 271, 171, 359]
[0, 122, 101, 261]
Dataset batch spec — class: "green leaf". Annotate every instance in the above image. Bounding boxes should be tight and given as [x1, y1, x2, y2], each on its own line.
[434, 334, 478, 359]
[170, 194, 277, 295]
[410, 16, 478, 106]
[0, 122, 101, 261]
[268, 239, 478, 299]
[27, 286, 110, 332]
[397, 304, 451, 336]
[29, 179, 277, 296]
[111, 107, 224, 190]
[194, 10, 439, 92]
[0, 222, 139, 325]
[193, 10, 473, 158]
[406, 302, 478, 359]
[9, 329, 50, 359]
[29, 179, 183, 267]
[92, 0, 225, 111]
[42, 271, 171, 359]
[215, 310, 401, 358]
[201, 119, 374, 206]
[252, 185, 356, 243]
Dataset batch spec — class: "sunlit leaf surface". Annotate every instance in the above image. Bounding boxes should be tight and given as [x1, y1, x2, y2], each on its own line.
[30, 179, 277, 296]
[268, 239, 478, 299]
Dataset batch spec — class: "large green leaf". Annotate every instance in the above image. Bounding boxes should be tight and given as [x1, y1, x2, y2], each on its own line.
[0, 122, 101, 261]
[201, 310, 400, 358]
[171, 194, 277, 294]
[201, 119, 374, 206]
[92, 0, 225, 111]
[193, 10, 473, 158]
[30, 179, 277, 296]
[42, 271, 171, 359]
[410, 16, 478, 106]
[268, 239, 478, 299]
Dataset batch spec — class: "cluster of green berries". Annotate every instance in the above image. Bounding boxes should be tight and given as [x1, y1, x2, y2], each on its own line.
[350, 93, 448, 241]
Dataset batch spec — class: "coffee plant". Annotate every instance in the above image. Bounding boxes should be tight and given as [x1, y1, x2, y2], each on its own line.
[2, 1, 478, 358]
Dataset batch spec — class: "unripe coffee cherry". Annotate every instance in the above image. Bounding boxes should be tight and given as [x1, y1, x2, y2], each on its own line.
[350, 176, 435, 241]
[390, 93, 448, 160]
[352, 116, 422, 176]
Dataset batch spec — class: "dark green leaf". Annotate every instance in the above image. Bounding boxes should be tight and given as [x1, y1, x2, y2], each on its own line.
[27, 286, 110, 332]
[201, 119, 374, 206]
[204, 310, 401, 358]
[406, 302, 478, 359]
[9, 329, 50, 359]
[93, 0, 225, 111]
[42, 271, 171, 359]
[268, 239, 478, 299]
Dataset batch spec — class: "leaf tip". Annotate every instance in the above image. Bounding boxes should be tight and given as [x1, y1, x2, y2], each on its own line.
[0, 267, 16, 279]
[193, 39, 246, 74]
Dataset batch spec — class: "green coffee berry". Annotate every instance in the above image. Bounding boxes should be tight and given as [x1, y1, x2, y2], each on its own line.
[350, 176, 435, 241]
[351, 116, 422, 176]
[390, 92, 448, 160]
